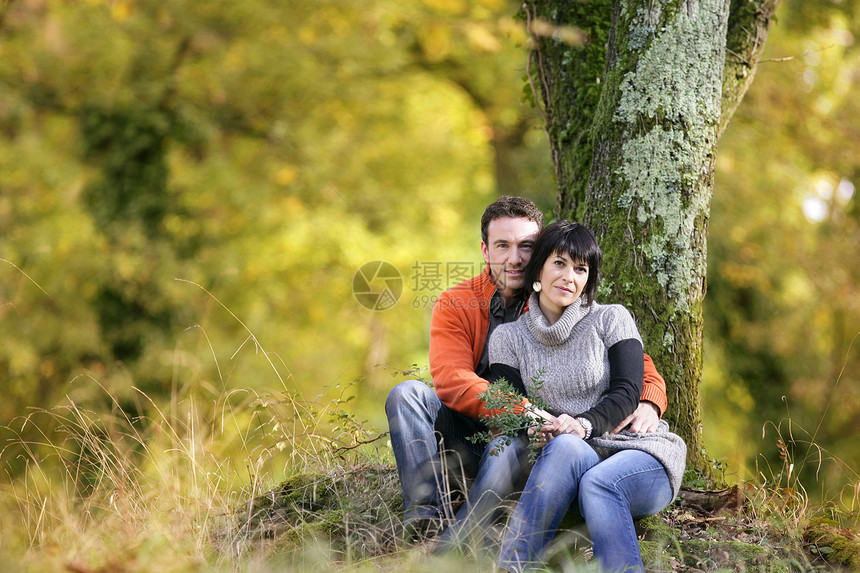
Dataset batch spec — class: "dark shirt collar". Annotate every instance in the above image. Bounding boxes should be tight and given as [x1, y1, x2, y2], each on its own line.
[476, 290, 526, 379]
[489, 290, 526, 322]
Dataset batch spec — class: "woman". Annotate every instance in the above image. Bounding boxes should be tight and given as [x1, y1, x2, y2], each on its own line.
[484, 221, 686, 572]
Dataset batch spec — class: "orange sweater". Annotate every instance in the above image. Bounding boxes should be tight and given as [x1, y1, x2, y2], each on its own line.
[429, 266, 667, 419]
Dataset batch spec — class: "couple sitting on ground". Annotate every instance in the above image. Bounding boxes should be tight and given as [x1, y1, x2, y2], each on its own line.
[385, 196, 686, 573]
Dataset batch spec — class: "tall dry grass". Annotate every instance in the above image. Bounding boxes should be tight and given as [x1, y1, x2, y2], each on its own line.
[0, 361, 413, 572]
[0, 279, 400, 572]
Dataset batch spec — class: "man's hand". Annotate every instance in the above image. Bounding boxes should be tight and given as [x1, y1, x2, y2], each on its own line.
[612, 401, 660, 434]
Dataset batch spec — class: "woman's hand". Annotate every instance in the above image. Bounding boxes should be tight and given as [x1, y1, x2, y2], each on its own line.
[546, 413, 587, 439]
[525, 409, 587, 444]
[526, 408, 554, 447]
[527, 424, 554, 447]
[524, 407, 555, 446]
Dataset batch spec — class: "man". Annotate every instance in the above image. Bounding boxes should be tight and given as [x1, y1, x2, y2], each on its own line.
[385, 196, 667, 538]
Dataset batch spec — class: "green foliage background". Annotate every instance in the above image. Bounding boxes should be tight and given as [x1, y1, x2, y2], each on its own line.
[1, 0, 858, 504]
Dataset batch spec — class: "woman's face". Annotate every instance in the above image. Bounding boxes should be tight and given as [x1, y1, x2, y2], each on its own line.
[537, 250, 589, 321]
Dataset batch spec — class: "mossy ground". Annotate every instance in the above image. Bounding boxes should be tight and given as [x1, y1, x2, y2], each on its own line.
[247, 466, 860, 572]
[246, 464, 405, 559]
[804, 518, 860, 571]
[638, 509, 802, 572]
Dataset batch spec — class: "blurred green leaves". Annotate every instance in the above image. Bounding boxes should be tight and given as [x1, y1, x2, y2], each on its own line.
[704, 0, 860, 496]
[0, 0, 553, 448]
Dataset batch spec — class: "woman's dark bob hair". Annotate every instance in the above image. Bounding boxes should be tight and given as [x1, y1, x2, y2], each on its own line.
[524, 221, 602, 305]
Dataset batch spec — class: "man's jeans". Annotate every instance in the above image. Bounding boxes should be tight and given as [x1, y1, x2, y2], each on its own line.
[435, 433, 531, 551]
[498, 434, 674, 573]
[385, 379, 486, 523]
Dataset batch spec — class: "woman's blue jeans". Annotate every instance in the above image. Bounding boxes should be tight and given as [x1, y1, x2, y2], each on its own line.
[497, 434, 674, 573]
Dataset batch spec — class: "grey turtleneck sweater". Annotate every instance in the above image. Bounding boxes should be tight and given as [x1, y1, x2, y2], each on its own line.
[488, 293, 687, 497]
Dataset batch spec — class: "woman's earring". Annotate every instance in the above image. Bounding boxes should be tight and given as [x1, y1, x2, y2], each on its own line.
[532, 281, 542, 292]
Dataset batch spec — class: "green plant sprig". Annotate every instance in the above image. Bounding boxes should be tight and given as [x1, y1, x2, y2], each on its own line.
[468, 369, 553, 461]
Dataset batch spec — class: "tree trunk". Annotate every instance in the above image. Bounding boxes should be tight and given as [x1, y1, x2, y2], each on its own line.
[526, 0, 778, 477]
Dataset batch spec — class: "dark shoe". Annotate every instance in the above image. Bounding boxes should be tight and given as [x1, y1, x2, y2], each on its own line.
[403, 516, 445, 541]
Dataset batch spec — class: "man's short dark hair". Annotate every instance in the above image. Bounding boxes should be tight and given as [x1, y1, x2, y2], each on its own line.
[480, 196, 544, 244]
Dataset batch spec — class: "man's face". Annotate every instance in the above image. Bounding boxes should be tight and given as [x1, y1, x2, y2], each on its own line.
[481, 217, 540, 299]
